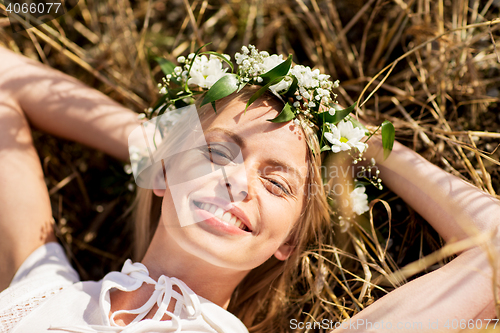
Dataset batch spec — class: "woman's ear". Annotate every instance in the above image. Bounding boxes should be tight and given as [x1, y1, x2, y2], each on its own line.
[153, 161, 168, 197]
[274, 236, 294, 261]
[153, 187, 165, 197]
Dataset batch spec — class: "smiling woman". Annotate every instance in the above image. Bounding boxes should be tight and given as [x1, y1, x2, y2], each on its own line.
[129, 88, 331, 330]
[1, 44, 500, 333]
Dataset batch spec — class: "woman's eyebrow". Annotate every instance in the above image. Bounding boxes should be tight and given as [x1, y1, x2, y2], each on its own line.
[204, 127, 304, 184]
[264, 158, 304, 185]
[204, 127, 246, 148]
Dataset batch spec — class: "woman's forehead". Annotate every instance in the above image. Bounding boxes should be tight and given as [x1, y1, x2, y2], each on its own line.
[208, 97, 304, 141]
[206, 98, 303, 143]
[202, 97, 309, 179]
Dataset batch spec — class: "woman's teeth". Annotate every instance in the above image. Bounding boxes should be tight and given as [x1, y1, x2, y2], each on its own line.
[198, 202, 247, 231]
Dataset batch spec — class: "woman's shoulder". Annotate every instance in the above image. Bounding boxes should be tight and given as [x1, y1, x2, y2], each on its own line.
[1, 250, 248, 333]
[0, 242, 91, 332]
[1, 280, 105, 333]
[0, 242, 80, 307]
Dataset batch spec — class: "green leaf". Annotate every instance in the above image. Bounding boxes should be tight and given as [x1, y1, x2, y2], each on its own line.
[200, 51, 234, 72]
[268, 102, 295, 123]
[150, 94, 169, 118]
[154, 57, 181, 85]
[381, 120, 395, 160]
[245, 75, 286, 112]
[200, 74, 239, 109]
[283, 76, 298, 99]
[320, 145, 331, 152]
[318, 102, 357, 125]
[156, 103, 169, 118]
[259, 55, 293, 85]
[237, 81, 248, 93]
[333, 102, 357, 123]
[155, 57, 176, 76]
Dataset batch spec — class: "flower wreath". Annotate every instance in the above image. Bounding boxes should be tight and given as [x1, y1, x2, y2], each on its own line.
[138, 44, 395, 225]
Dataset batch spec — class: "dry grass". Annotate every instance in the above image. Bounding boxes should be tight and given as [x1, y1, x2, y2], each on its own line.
[1, 0, 499, 331]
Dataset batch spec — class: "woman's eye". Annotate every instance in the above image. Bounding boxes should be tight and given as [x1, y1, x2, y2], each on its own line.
[206, 147, 233, 165]
[264, 178, 290, 197]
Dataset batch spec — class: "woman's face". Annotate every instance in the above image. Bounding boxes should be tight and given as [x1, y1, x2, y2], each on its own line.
[154, 96, 309, 272]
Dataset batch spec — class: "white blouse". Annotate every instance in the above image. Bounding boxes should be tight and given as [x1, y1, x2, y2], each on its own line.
[0, 243, 248, 333]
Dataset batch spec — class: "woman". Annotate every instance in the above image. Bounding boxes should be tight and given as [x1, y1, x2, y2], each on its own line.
[0, 45, 498, 332]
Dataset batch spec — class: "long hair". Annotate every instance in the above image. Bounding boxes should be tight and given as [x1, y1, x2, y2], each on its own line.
[131, 88, 331, 332]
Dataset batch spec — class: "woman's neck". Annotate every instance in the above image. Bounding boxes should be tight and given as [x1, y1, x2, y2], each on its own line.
[141, 236, 249, 309]
[110, 226, 249, 323]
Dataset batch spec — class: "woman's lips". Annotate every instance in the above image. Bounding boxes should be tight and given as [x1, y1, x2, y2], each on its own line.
[192, 198, 253, 235]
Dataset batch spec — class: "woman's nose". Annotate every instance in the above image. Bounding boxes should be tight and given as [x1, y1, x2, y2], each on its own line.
[218, 163, 249, 202]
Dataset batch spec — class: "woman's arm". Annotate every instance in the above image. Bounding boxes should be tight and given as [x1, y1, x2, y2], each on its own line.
[334, 138, 500, 332]
[367, 137, 500, 244]
[0, 46, 139, 161]
[0, 47, 139, 290]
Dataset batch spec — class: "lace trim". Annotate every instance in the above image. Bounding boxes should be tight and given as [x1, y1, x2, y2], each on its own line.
[0, 287, 65, 332]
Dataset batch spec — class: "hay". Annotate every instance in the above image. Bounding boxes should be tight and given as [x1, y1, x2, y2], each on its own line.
[1, 0, 499, 330]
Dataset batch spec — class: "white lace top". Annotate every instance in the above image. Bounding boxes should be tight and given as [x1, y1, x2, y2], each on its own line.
[0, 243, 248, 333]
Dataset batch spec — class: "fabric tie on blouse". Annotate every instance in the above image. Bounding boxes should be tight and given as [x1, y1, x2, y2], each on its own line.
[49, 260, 229, 333]
[106, 260, 201, 327]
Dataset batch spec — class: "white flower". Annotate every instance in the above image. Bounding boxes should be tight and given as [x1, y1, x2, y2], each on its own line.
[324, 120, 367, 153]
[235, 52, 247, 65]
[174, 66, 183, 75]
[269, 78, 291, 95]
[293, 101, 301, 108]
[350, 186, 369, 215]
[187, 55, 229, 89]
[328, 108, 336, 116]
[339, 217, 350, 233]
[290, 65, 330, 89]
[177, 56, 186, 63]
[129, 145, 144, 164]
[261, 54, 286, 73]
[123, 164, 133, 175]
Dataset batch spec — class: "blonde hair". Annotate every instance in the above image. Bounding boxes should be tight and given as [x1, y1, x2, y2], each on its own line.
[131, 88, 331, 332]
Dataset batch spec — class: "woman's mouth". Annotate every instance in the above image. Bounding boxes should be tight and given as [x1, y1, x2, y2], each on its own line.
[193, 200, 251, 232]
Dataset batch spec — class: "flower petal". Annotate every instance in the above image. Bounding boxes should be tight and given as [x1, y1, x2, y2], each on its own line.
[331, 145, 341, 153]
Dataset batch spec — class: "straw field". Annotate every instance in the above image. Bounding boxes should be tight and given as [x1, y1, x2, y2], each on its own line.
[1, 0, 499, 331]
